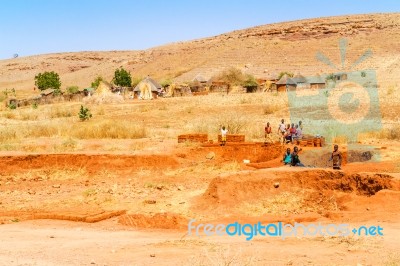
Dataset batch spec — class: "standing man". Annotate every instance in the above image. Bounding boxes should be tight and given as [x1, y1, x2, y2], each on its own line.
[264, 122, 272, 144]
[220, 125, 228, 146]
[329, 144, 342, 170]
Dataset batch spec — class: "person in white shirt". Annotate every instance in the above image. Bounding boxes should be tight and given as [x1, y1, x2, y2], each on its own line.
[295, 124, 302, 139]
[277, 119, 286, 144]
[220, 125, 228, 146]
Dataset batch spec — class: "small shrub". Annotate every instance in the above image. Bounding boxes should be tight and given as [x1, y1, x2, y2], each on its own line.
[78, 105, 92, 121]
[32, 102, 38, 109]
[263, 104, 280, 115]
[8, 102, 17, 110]
[66, 86, 79, 94]
[91, 76, 103, 89]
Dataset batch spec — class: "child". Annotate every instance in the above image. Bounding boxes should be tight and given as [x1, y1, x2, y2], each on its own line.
[278, 119, 286, 144]
[329, 144, 342, 170]
[289, 123, 296, 142]
[291, 146, 304, 167]
[295, 124, 302, 139]
[282, 148, 292, 165]
[220, 125, 228, 146]
[264, 122, 272, 144]
[284, 124, 292, 144]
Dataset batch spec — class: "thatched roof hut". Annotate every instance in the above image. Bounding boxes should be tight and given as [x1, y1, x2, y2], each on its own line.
[96, 81, 113, 96]
[192, 74, 207, 83]
[276, 74, 296, 92]
[307, 76, 326, 89]
[133, 76, 161, 100]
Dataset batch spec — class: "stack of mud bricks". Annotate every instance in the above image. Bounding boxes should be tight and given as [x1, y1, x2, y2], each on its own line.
[297, 137, 325, 147]
[217, 134, 245, 142]
[178, 134, 208, 143]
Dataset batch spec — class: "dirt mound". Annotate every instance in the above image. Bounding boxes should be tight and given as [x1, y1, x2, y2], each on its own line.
[0, 154, 178, 174]
[118, 213, 188, 229]
[200, 170, 398, 207]
[0, 209, 125, 224]
[202, 143, 284, 164]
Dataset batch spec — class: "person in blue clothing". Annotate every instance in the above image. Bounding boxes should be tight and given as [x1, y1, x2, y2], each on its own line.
[282, 148, 292, 165]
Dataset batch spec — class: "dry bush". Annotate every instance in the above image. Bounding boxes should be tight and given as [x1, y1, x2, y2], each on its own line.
[2, 111, 16, 119]
[24, 123, 61, 138]
[362, 125, 400, 140]
[0, 128, 17, 142]
[48, 106, 73, 118]
[83, 94, 124, 104]
[69, 120, 147, 139]
[263, 103, 282, 115]
[217, 113, 247, 134]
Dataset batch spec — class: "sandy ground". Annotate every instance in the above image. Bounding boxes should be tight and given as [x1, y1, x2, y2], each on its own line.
[1, 219, 400, 265]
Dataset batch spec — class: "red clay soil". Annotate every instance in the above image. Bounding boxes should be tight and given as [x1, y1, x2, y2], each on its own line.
[0, 154, 179, 174]
[201, 142, 284, 163]
[199, 169, 399, 207]
[118, 213, 188, 229]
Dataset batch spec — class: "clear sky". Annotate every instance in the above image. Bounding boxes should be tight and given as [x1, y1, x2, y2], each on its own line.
[0, 0, 399, 60]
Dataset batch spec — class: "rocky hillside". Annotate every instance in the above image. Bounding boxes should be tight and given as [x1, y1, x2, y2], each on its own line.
[1, 13, 399, 96]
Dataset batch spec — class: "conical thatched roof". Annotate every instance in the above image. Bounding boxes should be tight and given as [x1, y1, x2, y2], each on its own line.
[133, 77, 161, 92]
[292, 74, 307, 83]
[276, 74, 296, 85]
[307, 76, 325, 84]
[96, 81, 113, 95]
[192, 74, 207, 83]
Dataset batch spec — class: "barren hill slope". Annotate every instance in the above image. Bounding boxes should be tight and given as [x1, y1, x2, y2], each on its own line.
[1, 13, 399, 96]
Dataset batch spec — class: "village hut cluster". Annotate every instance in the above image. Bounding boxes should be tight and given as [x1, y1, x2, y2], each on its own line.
[6, 70, 350, 108]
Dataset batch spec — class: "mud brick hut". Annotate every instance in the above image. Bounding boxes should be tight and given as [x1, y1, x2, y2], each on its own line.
[133, 76, 162, 100]
[208, 77, 229, 94]
[276, 74, 297, 92]
[190, 74, 208, 93]
[258, 74, 279, 92]
[292, 74, 308, 89]
[307, 76, 326, 89]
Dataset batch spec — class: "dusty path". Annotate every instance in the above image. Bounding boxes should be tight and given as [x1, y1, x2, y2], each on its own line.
[1, 219, 400, 265]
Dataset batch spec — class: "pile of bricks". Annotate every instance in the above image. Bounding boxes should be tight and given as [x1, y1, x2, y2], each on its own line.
[178, 134, 208, 143]
[218, 134, 245, 142]
[296, 137, 325, 147]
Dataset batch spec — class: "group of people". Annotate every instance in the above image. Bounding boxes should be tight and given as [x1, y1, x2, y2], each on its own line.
[220, 120, 342, 170]
[264, 119, 303, 145]
[277, 119, 303, 144]
[282, 144, 342, 170]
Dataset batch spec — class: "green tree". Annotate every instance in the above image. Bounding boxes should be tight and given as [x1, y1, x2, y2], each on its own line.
[34, 71, 61, 91]
[215, 67, 245, 86]
[113, 68, 132, 87]
[91, 76, 103, 89]
[242, 74, 258, 89]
